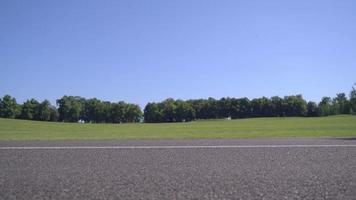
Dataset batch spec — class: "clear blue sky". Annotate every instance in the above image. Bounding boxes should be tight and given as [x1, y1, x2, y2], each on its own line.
[1, 0, 355, 108]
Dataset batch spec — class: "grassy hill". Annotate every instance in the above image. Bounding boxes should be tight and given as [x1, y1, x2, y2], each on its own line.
[0, 115, 355, 140]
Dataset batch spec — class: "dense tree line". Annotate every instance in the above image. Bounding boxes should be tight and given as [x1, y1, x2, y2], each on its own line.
[0, 84, 356, 123]
[56, 96, 142, 123]
[0, 95, 142, 123]
[20, 99, 58, 121]
[144, 84, 356, 122]
[144, 95, 308, 122]
[144, 98, 195, 123]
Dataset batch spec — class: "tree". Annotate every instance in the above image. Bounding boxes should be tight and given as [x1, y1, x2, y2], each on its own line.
[49, 106, 59, 122]
[161, 98, 176, 122]
[110, 101, 125, 123]
[307, 101, 320, 117]
[199, 98, 219, 119]
[319, 97, 332, 116]
[56, 96, 84, 122]
[0, 95, 19, 118]
[83, 98, 101, 123]
[238, 98, 251, 118]
[282, 95, 307, 117]
[350, 84, 356, 114]
[123, 104, 142, 123]
[229, 98, 251, 119]
[251, 97, 272, 117]
[187, 99, 205, 119]
[100, 101, 112, 123]
[34, 100, 52, 121]
[217, 98, 232, 118]
[15, 104, 22, 119]
[229, 98, 240, 119]
[144, 103, 163, 123]
[331, 93, 350, 115]
[175, 100, 195, 122]
[270, 96, 284, 117]
[20, 99, 40, 120]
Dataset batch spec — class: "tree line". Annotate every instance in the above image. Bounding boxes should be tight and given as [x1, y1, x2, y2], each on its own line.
[0, 96, 142, 123]
[1, 84, 356, 123]
[144, 92, 356, 122]
[56, 96, 142, 123]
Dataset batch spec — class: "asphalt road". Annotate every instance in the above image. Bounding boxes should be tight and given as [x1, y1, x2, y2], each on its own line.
[1, 138, 356, 200]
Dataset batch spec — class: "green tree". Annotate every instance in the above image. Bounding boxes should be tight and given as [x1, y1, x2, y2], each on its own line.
[350, 84, 356, 114]
[0, 95, 19, 118]
[83, 98, 102, 122]
[230, 98, 251, 119]
[318, 97, 332, 116]
[123, 104, 142, 122]
[56, 96, 84, 122]
[199, 98, 219, 119]
[336, 93, 350, 114]
[237, 98, 251, 118]
[110, 101, 125, 123]
[270, 96, 284, 117]
[217, 98, 232, 118]
[144, 103, 163, 123]
[307, 101, 320, 117]
[49, 105, 59, 122]
[283, 95, 307, 117]
[251, 97, 272, 117]
[161, 98, 176, 122]
[35, 100, 52, 121]
[229, 98, 240, 119]
[175, 100, 195, 122]
[101, 101, 112, 123]
[187, 99, 205, 119]
[20, 99, 40, 120]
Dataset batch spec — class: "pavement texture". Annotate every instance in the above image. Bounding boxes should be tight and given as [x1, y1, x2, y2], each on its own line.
[1, 138, 356, 200]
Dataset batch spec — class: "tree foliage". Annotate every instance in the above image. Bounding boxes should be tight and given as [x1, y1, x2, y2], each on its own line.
[319, 97, 332, 116]
[19, 98, 39, 120]
[307, 101, 320, 117]
[56, 96, 84, 122]
[144, 99, 195, 123]
[350, 83, 356, 114]
[0, 95, 19, 118]
[56, 96, 142, 123]
[1, 84, 355, 123]
[19, 99, 58, 121]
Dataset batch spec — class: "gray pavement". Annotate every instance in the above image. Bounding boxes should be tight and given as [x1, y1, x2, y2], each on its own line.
[1, 138, 356, 200]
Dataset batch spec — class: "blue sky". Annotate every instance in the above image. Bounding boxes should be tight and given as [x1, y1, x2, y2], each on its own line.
[1, 0, 355, 108]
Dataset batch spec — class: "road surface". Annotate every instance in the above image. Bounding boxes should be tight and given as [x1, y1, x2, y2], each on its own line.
[1, 138, 356, 200]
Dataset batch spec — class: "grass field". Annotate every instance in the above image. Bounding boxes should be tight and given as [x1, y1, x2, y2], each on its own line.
[0, 115, 355, 141]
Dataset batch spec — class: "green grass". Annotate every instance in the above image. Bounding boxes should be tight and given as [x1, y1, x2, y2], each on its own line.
[0, 115, 356, 141]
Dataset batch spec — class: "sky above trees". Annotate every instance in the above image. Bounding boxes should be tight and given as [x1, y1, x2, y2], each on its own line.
[1, 0, 355, 107]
